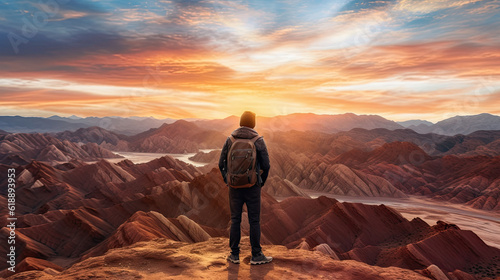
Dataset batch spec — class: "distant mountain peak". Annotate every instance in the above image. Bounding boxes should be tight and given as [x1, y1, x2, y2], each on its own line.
[157, 119, 196, 130]
[397, 119, 434, 127]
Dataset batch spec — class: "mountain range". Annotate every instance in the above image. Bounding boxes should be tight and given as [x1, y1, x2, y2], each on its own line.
[399, 113, 500, 136]
[2, 118, 500, 211]
[0, 115, 175, 135]
[1, 113, 500, 136]
[1, 113, 500, 279]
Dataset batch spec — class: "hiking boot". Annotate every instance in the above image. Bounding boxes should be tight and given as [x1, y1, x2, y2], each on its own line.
[227, 253, 240, 264]
[250, 252, 272, 265]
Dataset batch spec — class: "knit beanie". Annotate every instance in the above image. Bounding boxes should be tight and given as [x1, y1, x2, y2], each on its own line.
[240, 111, 256, 128]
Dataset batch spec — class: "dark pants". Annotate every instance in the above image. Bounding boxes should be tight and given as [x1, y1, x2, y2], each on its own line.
[229, 184, 262, 256]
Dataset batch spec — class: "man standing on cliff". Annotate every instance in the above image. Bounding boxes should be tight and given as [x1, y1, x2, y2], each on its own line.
[219, 111, 272, 265]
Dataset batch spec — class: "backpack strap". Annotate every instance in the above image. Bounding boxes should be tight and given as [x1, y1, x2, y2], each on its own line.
[228, 135, 261, 143]
[250, 135, 261, 144]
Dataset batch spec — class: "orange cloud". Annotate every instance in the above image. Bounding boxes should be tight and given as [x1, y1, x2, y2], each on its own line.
[1, 0, 499, 122]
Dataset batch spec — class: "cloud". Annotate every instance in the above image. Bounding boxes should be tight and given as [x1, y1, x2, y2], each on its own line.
[394, 0, 484, 14]
[0, 0, 499, 121]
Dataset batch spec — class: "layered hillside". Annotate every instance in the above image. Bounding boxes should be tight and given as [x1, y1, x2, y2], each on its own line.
[55, 120, 227, 154]
[189, 147, 405, 199]
[1, 116, 500, 279]
[55, 126, 128, 146]
[1, 157, 498, 279]
[126, 120, 226, 153]
[0, 133, 121, 166]
[329, 128, 500, 157]
[328, 142, 500, 211]
[189, 131, 500, 206]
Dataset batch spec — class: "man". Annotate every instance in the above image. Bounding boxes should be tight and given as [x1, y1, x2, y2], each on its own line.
[219, 111, 272, 265]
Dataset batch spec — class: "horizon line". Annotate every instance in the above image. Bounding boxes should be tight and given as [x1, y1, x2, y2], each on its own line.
[1, 112, 499, 124]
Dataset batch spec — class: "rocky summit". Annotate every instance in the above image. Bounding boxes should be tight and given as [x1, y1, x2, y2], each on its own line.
[6, 237, 433, 280]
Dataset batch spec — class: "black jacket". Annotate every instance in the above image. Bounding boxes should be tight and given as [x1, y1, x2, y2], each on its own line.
[218, 126, 270, 187]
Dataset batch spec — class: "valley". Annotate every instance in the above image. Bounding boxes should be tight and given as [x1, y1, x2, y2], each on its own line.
[84, 149, 217, 167]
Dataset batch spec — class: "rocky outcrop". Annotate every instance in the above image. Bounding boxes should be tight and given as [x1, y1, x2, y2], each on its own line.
[421, 264, 449, 280]
[0, 257, 62, 278]
[53, 159, 87, 171]
[188, 150, 221, 163]
[264, 176, 311, 198]
[5, 237, 431, 280]
[81, 211, 220, 260]
[314, 243, 340, 260]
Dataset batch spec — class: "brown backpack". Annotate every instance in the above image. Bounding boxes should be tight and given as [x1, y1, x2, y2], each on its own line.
[227, 135, 260, 188]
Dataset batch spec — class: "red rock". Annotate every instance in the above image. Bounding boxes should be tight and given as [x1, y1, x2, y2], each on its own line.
[0, 257, 62, 278]
[270, 148, 408, 198]
[314, 243, 340, 260]
[127, 120, 226, 153]
[0, 133, 121, 165]
[6, 237, 432, 280]
[334, 141, 433, 167]
[264, 176, 311, 198]
[56, 126, 125, 146]
[81, 211, 223, 260]
[188, 150, 221, 163]
[16, 208, 115, 257]
[3, 144, 500, 279]
[422, 264, 449, 280]
[449, 269, 478, 280]
[404, 229, 498, 272]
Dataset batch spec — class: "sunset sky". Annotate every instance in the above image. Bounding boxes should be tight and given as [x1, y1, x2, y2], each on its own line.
[0, 0, 499, 122]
